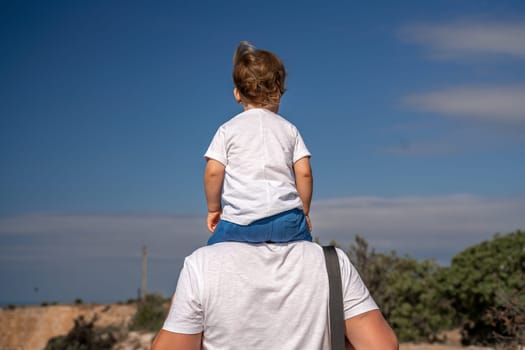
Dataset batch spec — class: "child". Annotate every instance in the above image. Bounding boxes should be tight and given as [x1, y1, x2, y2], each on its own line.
[204, 41, 313, 245]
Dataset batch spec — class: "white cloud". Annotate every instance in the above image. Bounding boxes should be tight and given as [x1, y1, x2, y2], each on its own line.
[0, 213, 208, 303]
[400, 21, 525, 59]
[311, 194, 525, 263]
[1, 196, 524, 265]
[404, 86, 525, 124]
[0, 213, 206, 261]
[1, 195, 523, 302]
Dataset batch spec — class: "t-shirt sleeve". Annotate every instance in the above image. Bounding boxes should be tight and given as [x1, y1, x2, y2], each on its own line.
[162, 257, 204, 334]
[336, 248, 379, 320]
[292, 127, 311, 163]
[204, 127, 228, 166]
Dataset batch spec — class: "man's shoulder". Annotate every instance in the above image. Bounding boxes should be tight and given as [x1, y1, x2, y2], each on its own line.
[186, 241, 324, 263]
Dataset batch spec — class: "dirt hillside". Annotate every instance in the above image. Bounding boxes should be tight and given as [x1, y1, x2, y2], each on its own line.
[0, 303, 136, 350]
[0, 303, 495, 350]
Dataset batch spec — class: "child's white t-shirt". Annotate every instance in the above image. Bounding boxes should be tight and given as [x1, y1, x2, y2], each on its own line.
[204, 108, 311, 225]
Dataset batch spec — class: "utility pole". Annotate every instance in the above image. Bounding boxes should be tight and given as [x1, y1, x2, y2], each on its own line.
[140, 245, 147, 301]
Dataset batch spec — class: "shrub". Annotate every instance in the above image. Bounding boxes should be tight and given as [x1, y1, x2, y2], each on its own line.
[129, 293, 169, 332]
[443, 230, 525, 346]
[347, 235, 454, 342]
[485, 288, 525, 349]
[44, 314, 119, 350]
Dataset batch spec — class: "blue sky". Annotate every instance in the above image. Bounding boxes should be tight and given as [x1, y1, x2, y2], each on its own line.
[1, 0, 524, 304]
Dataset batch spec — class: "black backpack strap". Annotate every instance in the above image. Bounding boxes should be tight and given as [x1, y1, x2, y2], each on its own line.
[323, 245, 346, 350]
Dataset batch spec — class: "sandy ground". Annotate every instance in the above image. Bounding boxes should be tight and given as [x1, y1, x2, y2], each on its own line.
[400, 345, 493, 350]
[0, 304, 136, 350]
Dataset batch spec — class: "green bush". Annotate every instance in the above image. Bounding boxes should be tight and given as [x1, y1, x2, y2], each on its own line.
[129, 293, 169, 332]
[443, 230, 525, 347]
[485, 288, 525, 348]
[320, 231, 525, 346]
[44, 314, 119, 350]
[347, 235, 454, 342]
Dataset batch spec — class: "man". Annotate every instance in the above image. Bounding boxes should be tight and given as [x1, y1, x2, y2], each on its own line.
[152, 241, 398, 350]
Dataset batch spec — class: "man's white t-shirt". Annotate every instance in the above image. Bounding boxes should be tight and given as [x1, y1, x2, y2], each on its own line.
[163, 241, 378, 350]
[204, 108, 311, 225]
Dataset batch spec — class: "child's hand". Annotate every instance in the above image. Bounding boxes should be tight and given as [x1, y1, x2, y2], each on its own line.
[305, 214, 312, 232]
[207, 210, 222, 233]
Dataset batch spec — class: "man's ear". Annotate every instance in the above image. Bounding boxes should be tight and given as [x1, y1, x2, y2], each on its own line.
[233, 88, 242, 104]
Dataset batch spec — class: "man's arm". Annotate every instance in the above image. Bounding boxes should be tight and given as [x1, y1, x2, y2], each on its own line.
[204, 158, 225, 232]
[345, 310, 399, 350]
[293, 156, 313, 231]
[151, 329, 202, 350]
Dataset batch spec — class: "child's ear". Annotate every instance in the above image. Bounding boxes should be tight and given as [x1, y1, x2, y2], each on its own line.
[233, 88, 242, 104]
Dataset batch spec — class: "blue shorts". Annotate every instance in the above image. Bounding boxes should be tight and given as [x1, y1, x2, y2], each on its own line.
[207, 208, 312, 245]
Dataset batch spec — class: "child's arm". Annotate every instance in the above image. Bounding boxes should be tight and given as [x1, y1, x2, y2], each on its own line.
[293, 157, 313, 231]
[204, 158, 226, 232]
